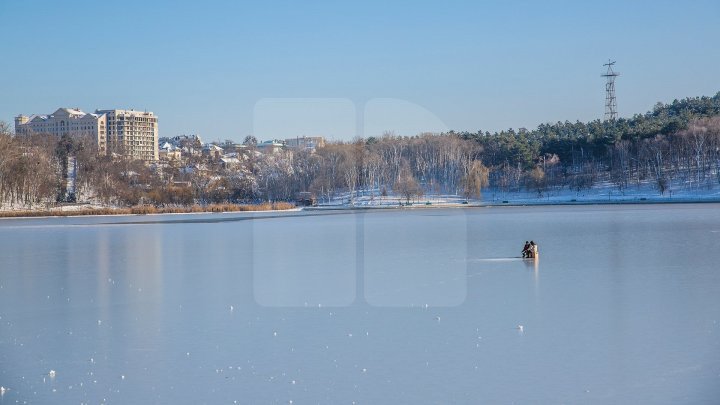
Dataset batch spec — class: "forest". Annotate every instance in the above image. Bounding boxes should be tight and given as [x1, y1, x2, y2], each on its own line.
[1, 92, 719, 209]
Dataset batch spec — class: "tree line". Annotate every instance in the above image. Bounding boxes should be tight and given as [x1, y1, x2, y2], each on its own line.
[458, 93, 720, 196]
[1, 92, 719, 209]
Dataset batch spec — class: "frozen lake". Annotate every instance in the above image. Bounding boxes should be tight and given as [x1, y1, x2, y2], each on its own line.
[1, 204, 719, 404]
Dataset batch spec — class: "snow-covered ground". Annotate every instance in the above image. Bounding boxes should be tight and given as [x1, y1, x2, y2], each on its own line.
[480, 180, 720, 205]
[3, 178, 718, 214]
[314, 179, 720, 208]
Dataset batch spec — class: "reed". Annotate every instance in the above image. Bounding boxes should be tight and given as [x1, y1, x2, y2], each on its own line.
[0, 201, 296, 218]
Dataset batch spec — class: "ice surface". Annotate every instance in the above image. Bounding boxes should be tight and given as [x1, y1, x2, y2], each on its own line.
[0, 206, 719, 403]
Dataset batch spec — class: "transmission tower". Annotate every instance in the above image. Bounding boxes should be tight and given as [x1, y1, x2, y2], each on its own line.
[602, 60, 620, 120]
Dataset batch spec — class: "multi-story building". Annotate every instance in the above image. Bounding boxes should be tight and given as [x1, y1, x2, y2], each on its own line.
[14, 107, 159, 161]
[97, 109, 159, 161]
[15, 108, 108, 154]
[284, 136, 325, 151]
[257, 140, 285, 154]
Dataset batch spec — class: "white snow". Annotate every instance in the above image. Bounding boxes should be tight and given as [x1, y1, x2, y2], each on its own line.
[311, 178, 720, 209]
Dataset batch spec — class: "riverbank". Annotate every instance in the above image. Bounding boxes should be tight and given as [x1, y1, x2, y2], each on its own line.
[311, 183, 720, 210]
[4, 193, 719, 218]
[307, 193, 720, 211]
[0, 202, 296, 219]
[306, 199, 720, 212]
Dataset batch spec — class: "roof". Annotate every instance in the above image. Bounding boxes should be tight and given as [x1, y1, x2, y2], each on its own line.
[53, 108, 86, 117]
[96, 109, 155, 116]
[62, 108, 85, 115]
[28, 115, 48, 123]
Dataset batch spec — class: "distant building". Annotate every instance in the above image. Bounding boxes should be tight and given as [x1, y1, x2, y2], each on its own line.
[97, 109, 159, 161]
[257, 140, 285, 154]
[15, 107, 159, 161]
[203, 144, 224, 159]
[159, 142, 181, 161]
[170, 134, 202, 147]
[161, 134, 202, 156]
[15, 108, 108, 154]
[220, 156, 241, 169]
[295, 191, 316, 206]
[284, 136, 325, 151]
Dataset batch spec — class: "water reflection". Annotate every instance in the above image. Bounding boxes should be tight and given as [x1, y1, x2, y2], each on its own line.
[523, 257, 539, 281]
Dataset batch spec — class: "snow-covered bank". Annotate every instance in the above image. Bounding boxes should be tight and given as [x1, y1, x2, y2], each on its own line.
[306, 197, 720, 211]
[481, 179, 720, 205]
[311, 181, 720, 210]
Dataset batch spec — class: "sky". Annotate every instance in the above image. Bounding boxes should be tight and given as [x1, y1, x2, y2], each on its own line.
[1, 0, 718, 142]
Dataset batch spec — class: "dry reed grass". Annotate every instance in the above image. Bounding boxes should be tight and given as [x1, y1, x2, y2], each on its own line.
[0, 202, 296, 218]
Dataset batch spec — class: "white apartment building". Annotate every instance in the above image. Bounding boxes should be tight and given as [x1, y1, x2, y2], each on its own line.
[15, 107, 159, 161]
[284, 136, 325, 151]
[15, 108, 108, 154]
[96, 109, 158, 161]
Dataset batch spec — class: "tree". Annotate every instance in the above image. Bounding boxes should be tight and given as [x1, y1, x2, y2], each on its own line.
[364, 152, 382, 199]
[528, 166, 546, 196]
[609, 140, 631, 192]
[394, 164, 423, 204]
[462, 160, 489, 200]
[639, 135, 670, 195]
[243, 135, 258, 146]
[342, 159, 359, 204]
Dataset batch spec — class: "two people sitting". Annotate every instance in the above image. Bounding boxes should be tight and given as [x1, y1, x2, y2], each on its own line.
[522, 240, 539, 258]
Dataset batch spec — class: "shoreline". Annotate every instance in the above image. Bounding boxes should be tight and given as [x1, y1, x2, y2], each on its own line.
[306, 196, 720, 211]
[0, 202, 298, 220]
[2, 196, 719, 220]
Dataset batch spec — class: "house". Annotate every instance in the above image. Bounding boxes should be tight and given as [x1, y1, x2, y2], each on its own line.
[284, 136, 325, 151]
[295, 192, 317, 206]
[202, 144, 224, 159]
[159, 142, 182, 161]
[256, 140, 284, 154]
[220, 156, 241, 169]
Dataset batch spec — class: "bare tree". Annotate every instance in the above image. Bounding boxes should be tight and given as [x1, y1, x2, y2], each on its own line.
[462, 160, 489, 200]
[639, 135, 670, 195]
[528, 166, 546, 196]
[394, 163, 423, 204]
[341, 145, 361, 204]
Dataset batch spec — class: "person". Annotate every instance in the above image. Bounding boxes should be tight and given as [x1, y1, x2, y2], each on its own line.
[530, 240, 539, 258]
[521, 241, 531, 258]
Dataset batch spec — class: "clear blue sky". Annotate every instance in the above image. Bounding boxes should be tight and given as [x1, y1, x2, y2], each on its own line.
[1, 0, 718, 141]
